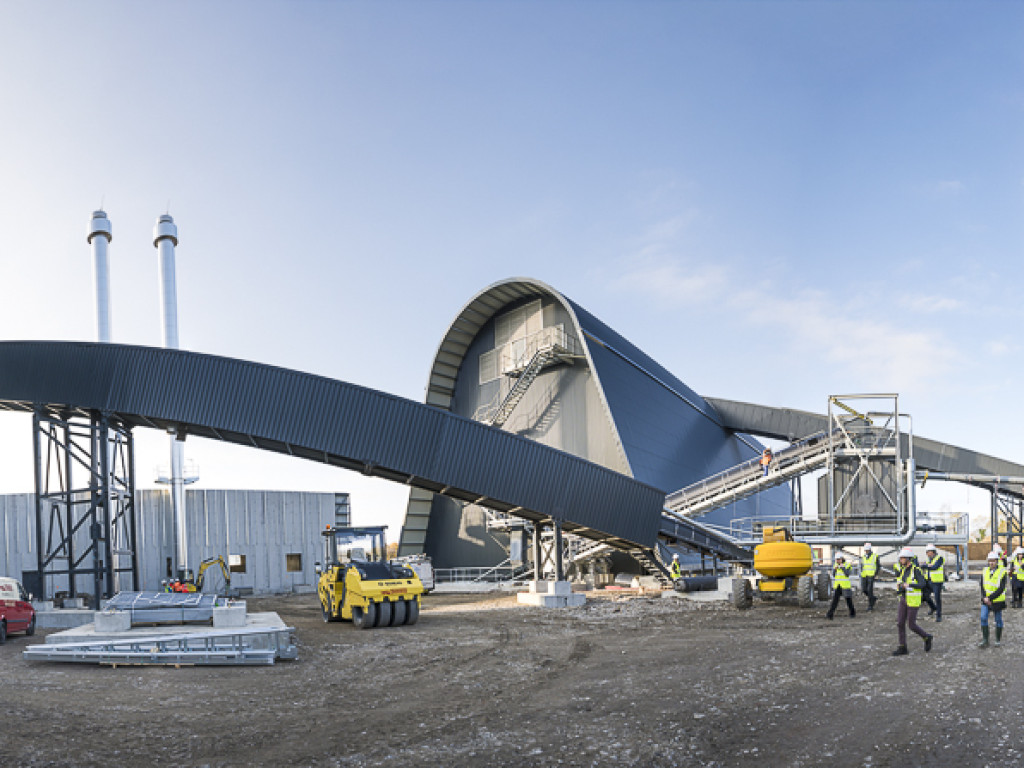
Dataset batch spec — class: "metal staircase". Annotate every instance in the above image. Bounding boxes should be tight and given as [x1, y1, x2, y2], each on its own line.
[474, 324, 581, 428]
[665, 431, 831, 519]
[632, 546, 674, 586]
[658, 512, 754, 563]
[492, 347, 562, 427]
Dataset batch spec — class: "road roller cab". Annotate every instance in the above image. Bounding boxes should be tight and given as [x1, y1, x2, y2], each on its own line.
[316, 525, 425, 629]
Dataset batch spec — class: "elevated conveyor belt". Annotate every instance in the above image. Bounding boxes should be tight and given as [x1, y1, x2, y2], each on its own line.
[665, 432, 831, 519]
[0, 341, 666, 552]
[705, 397, 1024, 490]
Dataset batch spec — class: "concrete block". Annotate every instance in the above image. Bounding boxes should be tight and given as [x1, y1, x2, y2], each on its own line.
[528, 580, 549, 594]
[516, 591, 586, 608]
[213, 601, 247, 628]
[94, 610, 132, 633]
[35, 609, 98, 630]
[550, 580, 573, 596]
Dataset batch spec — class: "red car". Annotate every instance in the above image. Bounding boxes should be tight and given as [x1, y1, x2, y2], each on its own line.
[0, 577, 36, 643]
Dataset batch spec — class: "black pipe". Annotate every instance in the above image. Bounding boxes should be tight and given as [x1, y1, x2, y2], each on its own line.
[673, 575, 720, 593]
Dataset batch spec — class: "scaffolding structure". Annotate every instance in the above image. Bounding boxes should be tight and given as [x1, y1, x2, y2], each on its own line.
[31, 409, 138, 603]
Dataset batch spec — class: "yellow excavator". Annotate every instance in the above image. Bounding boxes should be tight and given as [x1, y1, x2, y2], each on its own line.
[168, 556, 232, 594]
[316, 525, 425, 629]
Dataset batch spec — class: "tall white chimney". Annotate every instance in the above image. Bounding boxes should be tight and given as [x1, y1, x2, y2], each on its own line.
[153, 214, 188, 577]
[154, 214, 180, 349]
[88, 210, 113, 342]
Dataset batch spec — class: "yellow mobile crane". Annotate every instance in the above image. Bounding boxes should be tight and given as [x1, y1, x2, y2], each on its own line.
[731, 527, 824, 609]
[316, 526, 425, 629]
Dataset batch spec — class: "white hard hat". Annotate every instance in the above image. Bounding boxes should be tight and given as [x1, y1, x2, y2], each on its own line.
[672, 553, 679, 560]
[1015, 547, 1024, 556]
[898, 548, 914, 559]
[864, 542, 872, 550]
[925, 544, 937, 552]
[835, 553, 845, 560]
[994, 544, 1003, 553]
[988, 551, 1000, 561]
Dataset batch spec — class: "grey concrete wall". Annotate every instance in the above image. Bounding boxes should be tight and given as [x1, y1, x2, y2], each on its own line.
[0, 490, 338, 595]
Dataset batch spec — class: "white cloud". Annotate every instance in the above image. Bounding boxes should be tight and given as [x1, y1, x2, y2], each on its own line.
[735, 288, 956, 391]
[612, 256, 727, 305]
[608, 211, 727, 305]
[609, 234, 957, 391]
[936, 180, 964, 195]
[986, 340, 1012, 357]
[899, 294, 964, 313]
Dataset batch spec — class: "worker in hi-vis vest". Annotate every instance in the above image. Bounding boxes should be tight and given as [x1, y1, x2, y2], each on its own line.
[920, 543, 945, 621]
[860, 542, 879, 612]
[892, 547, 933, 656]
[1010, 547, 1024, 609]
[980, 550, 1008, 648]
[826, 553, 856, 620]
[669, 553, 682, 580]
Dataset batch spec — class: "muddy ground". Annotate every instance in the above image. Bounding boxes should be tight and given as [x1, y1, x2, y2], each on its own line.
[1, 581, 1021, 767]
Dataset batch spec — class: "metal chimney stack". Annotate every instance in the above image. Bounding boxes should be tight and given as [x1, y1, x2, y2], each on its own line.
[87, 210, 113, 342]
[153, 214, 188, 578]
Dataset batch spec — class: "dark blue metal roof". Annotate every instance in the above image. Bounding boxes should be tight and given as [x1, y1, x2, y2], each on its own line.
[0, 341, 665, 548]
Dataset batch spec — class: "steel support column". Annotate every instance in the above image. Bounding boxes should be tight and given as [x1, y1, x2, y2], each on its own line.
[32, 409, 138, 603]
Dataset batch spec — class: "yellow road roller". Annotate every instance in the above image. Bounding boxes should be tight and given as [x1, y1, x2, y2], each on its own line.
[316, 525, 425, 629]
[731, 527, 825, 609]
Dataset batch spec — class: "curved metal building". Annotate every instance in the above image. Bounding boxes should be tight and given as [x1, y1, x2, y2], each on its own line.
[400, 278, 789, 565]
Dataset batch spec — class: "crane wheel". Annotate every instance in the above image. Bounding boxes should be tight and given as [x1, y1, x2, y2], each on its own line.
[377, 600, 393, 628]
[731, 577, 753, 610]
[404, 599, 420, 626]
[391, 599, 407, 626]
[797, 575, 814, 608]
[815, 571, 830, 602]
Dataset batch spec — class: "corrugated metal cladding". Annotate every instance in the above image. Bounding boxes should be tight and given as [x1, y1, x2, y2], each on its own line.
[0, 490, 335, 594]
[406, 278, 790, 565]
[0, 341, 663, 550]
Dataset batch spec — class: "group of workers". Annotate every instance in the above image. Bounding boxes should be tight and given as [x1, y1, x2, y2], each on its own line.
[160, 577, 197, 593]
[826, 541, 1024, 654]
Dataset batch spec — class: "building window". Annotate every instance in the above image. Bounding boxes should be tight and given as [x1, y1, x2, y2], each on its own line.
[479, 348, 499, 384]
[286, 553, 302, 572]
[229, 554, 247, 574]
[495, 299, 542, 347]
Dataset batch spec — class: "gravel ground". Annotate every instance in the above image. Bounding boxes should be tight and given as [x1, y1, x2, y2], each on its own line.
[1, 580, 1020, 767]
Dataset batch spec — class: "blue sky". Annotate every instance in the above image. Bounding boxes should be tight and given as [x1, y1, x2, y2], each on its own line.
[0, 1, 1021, 534]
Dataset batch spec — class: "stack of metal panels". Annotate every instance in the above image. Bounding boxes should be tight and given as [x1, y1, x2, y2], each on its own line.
[104, 591, 220, 625]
